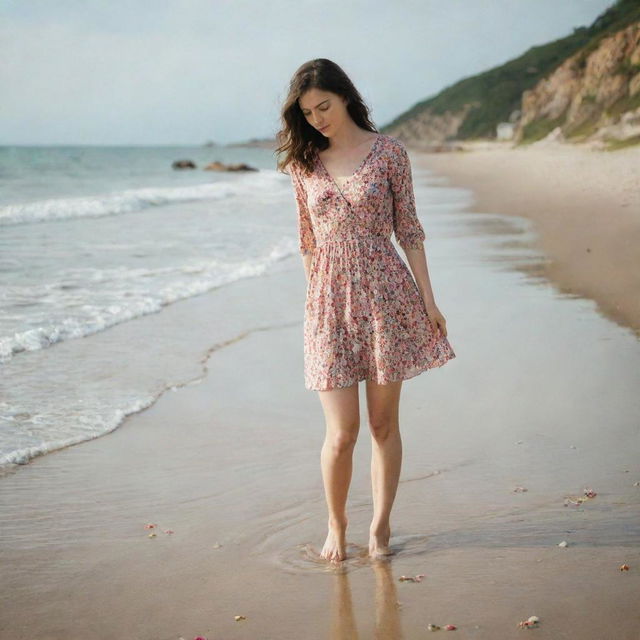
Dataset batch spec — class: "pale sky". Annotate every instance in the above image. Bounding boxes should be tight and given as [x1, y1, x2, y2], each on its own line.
[0, 0, 614, 146]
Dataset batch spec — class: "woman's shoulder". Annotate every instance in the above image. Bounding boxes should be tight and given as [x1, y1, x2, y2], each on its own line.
[375, 134, 410, 172]
[378, 133, 407, 155]
[288, 156, 317, 178]
[287, 159, 304, 181]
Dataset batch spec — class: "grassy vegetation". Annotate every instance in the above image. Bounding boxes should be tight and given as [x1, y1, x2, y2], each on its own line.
[612, 57, 640, 76]
[565, 110, 604, 140]
[382, 0, 640, 140]
[603, 133, 640, 150]
[518, 113, 567, 145]
[607, 90, 640, 118]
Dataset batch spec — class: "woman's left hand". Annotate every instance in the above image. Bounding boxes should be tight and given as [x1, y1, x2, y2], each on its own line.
[424, 303, 448, 338]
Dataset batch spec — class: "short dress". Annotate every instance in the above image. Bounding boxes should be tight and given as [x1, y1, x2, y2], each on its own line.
[289, 133, 456, 391]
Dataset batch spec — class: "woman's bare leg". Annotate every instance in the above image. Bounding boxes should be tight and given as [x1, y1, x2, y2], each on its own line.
[317, 381, 360, 562]
[365, 379, 403, 558]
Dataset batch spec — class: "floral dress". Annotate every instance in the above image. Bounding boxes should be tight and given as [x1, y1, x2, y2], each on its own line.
[289, 133, 456, 391]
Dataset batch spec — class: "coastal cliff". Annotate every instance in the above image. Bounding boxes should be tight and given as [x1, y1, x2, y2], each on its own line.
[516, 21, 640, 145]
[382, 0, 640, 149]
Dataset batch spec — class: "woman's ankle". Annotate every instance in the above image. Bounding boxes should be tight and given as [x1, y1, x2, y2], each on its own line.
[369, 519, 390, 534]
[328, 514, 348, 529]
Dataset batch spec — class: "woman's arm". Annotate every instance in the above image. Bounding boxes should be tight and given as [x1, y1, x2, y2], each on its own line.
[302, 251, 314, 283]
[403, 246, 435, 308]
[405, 245, 449, 337]
[290, 162, 317, 270]
[389, 142, 448, 337]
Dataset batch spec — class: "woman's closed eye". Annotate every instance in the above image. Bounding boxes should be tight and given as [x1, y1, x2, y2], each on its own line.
[304, 106, 329, 116]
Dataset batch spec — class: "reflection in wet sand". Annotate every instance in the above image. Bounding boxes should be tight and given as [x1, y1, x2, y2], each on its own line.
[328, 560, 403, 640]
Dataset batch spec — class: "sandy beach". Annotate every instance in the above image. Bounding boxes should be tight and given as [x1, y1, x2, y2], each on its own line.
[413, 140, 640, 337]
[1, 148, 639, 639]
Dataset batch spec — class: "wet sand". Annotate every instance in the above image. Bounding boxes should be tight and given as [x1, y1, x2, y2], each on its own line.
[1, 161, 639, 639]
[413, 140, 640, 337]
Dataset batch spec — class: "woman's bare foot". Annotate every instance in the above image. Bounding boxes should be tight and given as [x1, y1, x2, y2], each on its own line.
[320, 517, 348, 562]
[369, 522, 394, 559]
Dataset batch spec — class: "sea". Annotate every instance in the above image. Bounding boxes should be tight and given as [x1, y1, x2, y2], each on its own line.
[0, 141, 566, 479]
[0, 143, 298, 474]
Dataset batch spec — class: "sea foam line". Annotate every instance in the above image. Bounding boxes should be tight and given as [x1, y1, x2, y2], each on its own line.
[0, 181, 239, 226]
[0, 238, 296, 364]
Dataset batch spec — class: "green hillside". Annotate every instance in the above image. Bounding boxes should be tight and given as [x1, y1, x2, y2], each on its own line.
[381, 0, 640, 140]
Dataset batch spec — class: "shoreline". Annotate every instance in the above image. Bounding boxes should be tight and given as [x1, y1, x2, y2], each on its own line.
[412, 141, 640, 337]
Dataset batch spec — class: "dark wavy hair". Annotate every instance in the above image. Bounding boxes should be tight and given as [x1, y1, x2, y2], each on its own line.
[275, 58, 378, 176]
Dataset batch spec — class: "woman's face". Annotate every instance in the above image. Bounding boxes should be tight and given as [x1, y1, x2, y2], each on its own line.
[298, 88, 349, 138]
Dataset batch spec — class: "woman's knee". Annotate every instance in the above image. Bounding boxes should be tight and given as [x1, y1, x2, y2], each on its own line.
[318, 383, 360, 454]
[326, 423, 359, 454]
[368, 413, 399, 442]
[365, 379, 402, 441]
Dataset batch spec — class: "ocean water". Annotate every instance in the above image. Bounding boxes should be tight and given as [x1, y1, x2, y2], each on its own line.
[1, 142, 537, 478]
[0, 143, 296, 473]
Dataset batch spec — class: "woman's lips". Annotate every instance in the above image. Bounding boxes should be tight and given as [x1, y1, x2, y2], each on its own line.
[319, 125, 329, 132]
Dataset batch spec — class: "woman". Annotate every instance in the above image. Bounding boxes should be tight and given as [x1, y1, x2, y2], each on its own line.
[276, 59, 456, 563]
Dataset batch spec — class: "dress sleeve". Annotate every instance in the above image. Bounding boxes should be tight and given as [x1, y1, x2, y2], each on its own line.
[390, 142, 426, 250]
[290, 162, 316, 256]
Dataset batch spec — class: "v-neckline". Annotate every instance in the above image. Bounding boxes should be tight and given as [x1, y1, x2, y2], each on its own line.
[315, 134, 382, 191]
